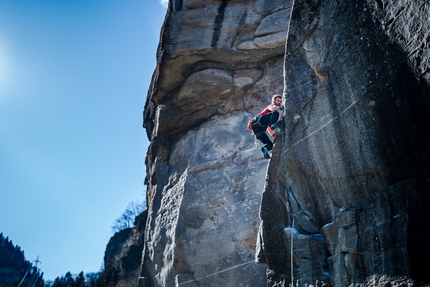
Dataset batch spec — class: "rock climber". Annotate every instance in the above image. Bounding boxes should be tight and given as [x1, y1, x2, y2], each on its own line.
[251, 94, 283, 159]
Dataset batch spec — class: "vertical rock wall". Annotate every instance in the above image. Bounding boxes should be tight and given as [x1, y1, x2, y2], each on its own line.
[141, 1, 292, 286]
[258, 0, 430, 286]
[142, 0, 430, 286]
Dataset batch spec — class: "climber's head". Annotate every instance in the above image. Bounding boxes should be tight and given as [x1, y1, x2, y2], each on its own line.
[272, 94, 282, 106]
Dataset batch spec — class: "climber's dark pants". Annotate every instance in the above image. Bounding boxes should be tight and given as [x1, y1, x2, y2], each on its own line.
[257, 133, 273, 151]
[252, 112, 279, 151]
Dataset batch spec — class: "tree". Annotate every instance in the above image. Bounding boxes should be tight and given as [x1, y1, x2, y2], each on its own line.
[46, 271, 99, 287]
[111, 201, 146, 233]
[72, 272, 85, 287]
[84, 273, 99, 287]
[0, 233, 44, 287]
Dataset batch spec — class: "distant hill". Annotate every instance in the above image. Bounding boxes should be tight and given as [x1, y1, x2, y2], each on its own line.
[0, 233, 44, 287]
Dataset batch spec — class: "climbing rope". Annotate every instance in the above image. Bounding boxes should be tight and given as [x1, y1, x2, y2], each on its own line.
[290, 216, 294, 287]
[178, 261, 255, 285]
[279, 121, 296, 287]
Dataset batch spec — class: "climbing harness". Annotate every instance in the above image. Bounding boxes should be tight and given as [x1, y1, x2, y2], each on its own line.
[247, 115, 265, 131]
[247, 115, 270, 139]
[253, 116, 266, 128]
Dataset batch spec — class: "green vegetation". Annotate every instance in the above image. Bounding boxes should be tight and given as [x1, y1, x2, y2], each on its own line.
[111, 200, 146, 233]
[0, 233, 44, 287]
[1, 201, 146, 287]
[0, 233, 100, 287]
[45, 271, 100, 287]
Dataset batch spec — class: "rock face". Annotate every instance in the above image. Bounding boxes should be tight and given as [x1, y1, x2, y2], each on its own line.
[257, 0, 430, 286]
[98, 211, 148, 287]
[141, 0, 430, 286]
[141, 0, 291, 286]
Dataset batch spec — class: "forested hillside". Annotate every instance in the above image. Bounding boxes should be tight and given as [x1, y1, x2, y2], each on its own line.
[0, 233, 44, 287]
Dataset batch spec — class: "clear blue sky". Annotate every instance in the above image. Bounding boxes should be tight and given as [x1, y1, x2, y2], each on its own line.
[0, 0, 167, 281]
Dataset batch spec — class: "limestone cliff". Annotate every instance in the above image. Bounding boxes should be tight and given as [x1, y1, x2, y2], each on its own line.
[98, 211, 148, 287]
[141, 0, 430, 286]
[141, 0, 290, 286]
[258, 0, 430, 286]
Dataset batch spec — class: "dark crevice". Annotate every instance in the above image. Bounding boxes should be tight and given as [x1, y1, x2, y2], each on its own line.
[386, 6, 406, 28]
[211, 0, 228, 47]
[385, 17, 395, 27]
[175, 0, 183, 12]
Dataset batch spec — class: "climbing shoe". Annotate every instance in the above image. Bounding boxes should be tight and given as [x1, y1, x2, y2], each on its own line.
[261, 146, 271, 159]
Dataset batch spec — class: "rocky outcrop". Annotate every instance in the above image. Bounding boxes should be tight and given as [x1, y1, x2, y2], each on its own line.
[258, 0, 430, 286]
[141, 0, 430, 286]
[98, 211, 148, 287]
[141, 1, 291, 286]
